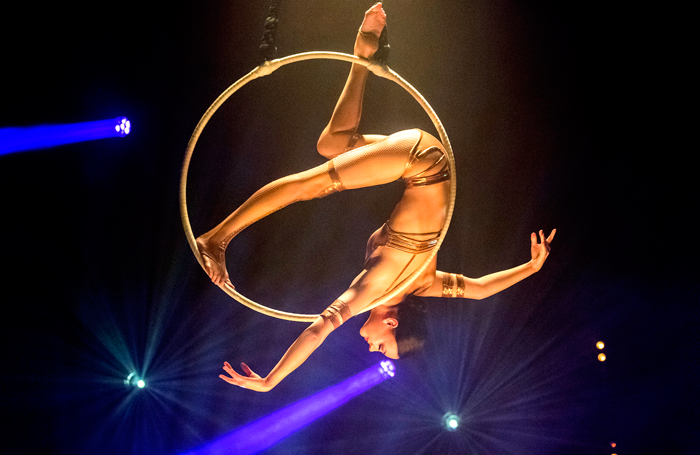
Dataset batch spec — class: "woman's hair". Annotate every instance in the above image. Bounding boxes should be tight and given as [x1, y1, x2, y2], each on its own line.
[394, 294, 428, 358]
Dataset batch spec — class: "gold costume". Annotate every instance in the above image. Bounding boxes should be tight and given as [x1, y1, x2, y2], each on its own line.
[385, 224, 440, 254]
[442, 273, 466, 298]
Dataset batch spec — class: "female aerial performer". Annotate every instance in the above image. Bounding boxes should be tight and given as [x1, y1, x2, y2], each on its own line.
[196, 3, 555, 392]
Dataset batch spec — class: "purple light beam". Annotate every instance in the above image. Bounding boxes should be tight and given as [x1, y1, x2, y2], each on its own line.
[0, 117, 130, 156]
[183, 360, 396, 455]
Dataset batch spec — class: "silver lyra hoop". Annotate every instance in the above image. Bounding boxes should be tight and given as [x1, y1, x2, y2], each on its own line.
[181, 52, 456, 322]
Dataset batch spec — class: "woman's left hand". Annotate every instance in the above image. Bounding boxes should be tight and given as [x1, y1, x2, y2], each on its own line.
[530, 229, 556, 272]
[219, 361, 272, 392]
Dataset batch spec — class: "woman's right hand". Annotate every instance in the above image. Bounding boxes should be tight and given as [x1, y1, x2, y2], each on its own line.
[219, 361, 273, 392]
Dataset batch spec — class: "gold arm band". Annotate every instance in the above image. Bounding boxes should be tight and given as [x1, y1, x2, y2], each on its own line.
[456, 274, 465, 298]
[442, 273, 465, 298]
[321, 299, 353, 329]
[442, 273, 454, 297]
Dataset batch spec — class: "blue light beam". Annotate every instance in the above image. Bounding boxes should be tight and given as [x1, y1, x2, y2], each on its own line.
[183, 360, 396, 455]
[0, 117, 131, 156]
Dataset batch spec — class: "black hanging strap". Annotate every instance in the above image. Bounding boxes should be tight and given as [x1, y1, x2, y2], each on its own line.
[258, 1, 390, 64]
[372, 24, 390, 65]
[259, 0, 281, 62]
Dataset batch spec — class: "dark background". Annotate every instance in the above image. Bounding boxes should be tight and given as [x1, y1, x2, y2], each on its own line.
[1, 1, 696, 454]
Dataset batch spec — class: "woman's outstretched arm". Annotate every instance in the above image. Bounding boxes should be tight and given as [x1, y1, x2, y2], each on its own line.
[219, 316, 334, 392]
[418, 230, 556, 300]
[219, 267, 388, 391]
[317, 3, 388, 158]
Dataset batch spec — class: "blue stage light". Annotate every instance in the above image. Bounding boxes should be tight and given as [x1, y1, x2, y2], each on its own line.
[0, 116, 131, 156]
[380, 359, 395, 377]
[183, 360, 396, 455]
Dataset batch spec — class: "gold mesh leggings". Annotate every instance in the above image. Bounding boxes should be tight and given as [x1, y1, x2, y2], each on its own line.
[217, 129, 424, 246]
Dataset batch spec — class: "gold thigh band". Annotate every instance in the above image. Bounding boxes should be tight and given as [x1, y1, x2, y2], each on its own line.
[345, 132, 362, 152]
[315, 160, 346, 198]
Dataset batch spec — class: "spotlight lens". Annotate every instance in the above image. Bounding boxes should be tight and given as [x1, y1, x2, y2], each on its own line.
[379, 360, 395, 378]
[596, 341, 605, 349]
[443, 413, 459, 431]
[598, 353, 606, 362]
[137, 379, 146, 388]
[114, 116, 131, 137]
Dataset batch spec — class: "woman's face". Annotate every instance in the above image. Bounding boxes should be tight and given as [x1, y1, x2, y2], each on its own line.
[359, 308, 399, 359]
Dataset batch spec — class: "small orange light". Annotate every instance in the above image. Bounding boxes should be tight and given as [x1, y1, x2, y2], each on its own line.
[596, 341, 605, 349]
[598, 353, 606, 362]
[610, 442, 616, 448]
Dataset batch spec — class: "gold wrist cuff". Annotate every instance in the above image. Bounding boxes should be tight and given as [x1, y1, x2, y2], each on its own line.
[321, 299, 353, 329]
[442, 273, 465, 298]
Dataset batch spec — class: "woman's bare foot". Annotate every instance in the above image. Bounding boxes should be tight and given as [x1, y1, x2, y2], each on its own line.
[196, 233, 234, 288]
[355, 3, 386, 59]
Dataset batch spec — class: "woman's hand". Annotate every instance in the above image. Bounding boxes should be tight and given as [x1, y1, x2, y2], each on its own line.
[530, 229, 556, 272]
[219, 361, 272, 392]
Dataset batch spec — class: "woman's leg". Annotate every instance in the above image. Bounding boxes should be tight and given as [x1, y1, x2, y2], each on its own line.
[197, 128, 422, 285]
[196, 163, 334, 285]
[317, 3, 388, 159]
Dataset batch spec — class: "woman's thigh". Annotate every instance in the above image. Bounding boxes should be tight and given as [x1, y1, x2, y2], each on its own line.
[332, 129, 421, 189]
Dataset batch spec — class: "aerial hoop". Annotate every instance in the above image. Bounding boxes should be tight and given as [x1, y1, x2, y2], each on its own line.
[181, 52, 456, 322]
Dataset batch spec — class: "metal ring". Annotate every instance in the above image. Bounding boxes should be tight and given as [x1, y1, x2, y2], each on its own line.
[181, 52, 456, 322]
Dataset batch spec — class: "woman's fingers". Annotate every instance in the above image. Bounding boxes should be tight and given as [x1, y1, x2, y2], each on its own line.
[223, 362, 241, 377]
[533, 229, 556, 245]
[241, 362, 253, 376]
[219, 374, 237, 384]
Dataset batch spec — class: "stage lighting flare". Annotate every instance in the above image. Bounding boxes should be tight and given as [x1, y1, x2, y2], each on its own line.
[596, 341, 605, 349]
[598, 353, 606, 362]
[124, 372, 146, 389]
[610, 442, 616, 448]
[443, 413, 459, 431]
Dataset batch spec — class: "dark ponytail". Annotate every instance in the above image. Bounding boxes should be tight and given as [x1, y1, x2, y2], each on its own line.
[395, 295, 427, 358]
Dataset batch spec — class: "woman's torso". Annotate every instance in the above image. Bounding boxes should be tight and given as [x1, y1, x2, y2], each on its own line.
[361, 131, 451, 304]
